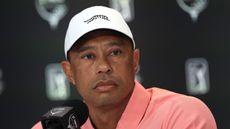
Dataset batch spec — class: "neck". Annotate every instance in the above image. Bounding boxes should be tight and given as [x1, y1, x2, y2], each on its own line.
[87, 95, 131, 129]
[90, 107, 123, 129]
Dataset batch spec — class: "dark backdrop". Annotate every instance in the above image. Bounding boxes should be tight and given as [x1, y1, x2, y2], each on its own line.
[0, 0, 229, 128]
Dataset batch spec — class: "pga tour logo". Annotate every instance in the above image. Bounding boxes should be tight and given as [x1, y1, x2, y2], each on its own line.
[185, 58, 210, 95]
[45, 63, 70, 101]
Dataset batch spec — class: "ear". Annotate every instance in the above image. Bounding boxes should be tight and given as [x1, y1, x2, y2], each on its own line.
[133, 49, 140, 73]
[61, 61, 76, 85]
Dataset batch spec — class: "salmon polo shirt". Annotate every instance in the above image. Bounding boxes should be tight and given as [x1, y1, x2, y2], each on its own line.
[32, 81, 217, 129]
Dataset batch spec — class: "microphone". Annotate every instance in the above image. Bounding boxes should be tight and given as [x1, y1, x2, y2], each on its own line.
[41, 100, 89, 129]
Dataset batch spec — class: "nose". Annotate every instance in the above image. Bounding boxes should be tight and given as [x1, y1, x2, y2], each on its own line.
[96, 57, 112, 74]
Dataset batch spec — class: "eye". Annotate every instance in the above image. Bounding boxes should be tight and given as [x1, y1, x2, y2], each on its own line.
[110, 49, 122, 56]
[81, 53, 95, 60]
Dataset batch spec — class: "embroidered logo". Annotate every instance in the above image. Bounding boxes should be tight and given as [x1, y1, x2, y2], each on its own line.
[84, 15, 110, 24]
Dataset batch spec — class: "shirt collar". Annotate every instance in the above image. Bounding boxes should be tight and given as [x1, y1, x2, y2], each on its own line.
[116, 81, 151, 128]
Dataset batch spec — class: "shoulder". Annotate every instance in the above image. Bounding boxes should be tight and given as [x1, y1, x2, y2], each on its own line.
[146, 87, 217, 129]
[147, 87, 209, 110]
[31, 122, 42, 129]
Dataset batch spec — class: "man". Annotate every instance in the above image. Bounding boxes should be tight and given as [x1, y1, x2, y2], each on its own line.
[32, 6, 217, 129]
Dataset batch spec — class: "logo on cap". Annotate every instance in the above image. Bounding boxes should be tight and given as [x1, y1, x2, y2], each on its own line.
[84, 15, 110, 24]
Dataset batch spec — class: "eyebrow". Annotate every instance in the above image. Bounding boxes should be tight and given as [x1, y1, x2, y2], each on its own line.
[106, 40, 124, 47]
[76, 40, 125, 53]
[76, 45, 95, 53]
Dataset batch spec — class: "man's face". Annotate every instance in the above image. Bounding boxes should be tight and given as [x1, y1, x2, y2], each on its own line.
[62, 30, 139, 108]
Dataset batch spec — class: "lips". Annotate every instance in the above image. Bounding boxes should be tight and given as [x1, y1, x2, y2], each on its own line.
[94, 80, 117, 92]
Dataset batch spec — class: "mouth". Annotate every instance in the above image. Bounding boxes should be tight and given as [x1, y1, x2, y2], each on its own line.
[94, 80, 117, 92]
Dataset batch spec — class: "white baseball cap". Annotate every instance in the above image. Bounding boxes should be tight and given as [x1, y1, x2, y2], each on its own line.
[64, 6, 135, 59]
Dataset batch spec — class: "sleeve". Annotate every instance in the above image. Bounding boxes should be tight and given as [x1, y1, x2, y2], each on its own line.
[31, 121, 43, 129]
[163, 96, 217, 129]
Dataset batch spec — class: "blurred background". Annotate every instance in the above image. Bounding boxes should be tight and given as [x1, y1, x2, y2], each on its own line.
[0, 0, 229, 128]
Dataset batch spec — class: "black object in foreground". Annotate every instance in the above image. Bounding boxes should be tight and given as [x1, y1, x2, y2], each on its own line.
[41, 100, 89, 129]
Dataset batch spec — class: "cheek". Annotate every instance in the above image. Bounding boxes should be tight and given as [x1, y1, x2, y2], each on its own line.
[73, 71, 92, 100]
[72, 61, 93, 78]
[113, 58, 135, 78]
[71, 64, 93, 90]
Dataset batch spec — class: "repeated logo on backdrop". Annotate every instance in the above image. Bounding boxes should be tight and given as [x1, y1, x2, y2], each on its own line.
[185, 58, 210, 95]
[109, 0, 135, 22]
[35, 0, 68, 30]
[176, 0, 208, 22]
[45, 63, 70, 101]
